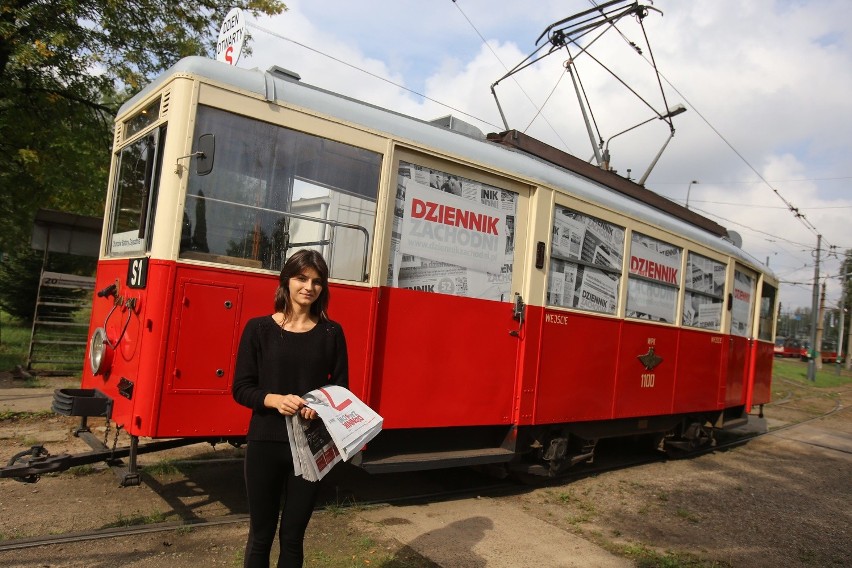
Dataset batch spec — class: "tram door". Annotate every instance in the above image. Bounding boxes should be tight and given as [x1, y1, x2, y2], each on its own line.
[724, 265, 758, 406]
[371, 156, 529, 429]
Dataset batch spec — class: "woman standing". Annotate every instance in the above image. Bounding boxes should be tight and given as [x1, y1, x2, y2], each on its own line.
[233, 249, 348, 568]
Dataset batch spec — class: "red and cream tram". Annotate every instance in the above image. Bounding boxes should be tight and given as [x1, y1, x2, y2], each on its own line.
[41, 56, 777, 482]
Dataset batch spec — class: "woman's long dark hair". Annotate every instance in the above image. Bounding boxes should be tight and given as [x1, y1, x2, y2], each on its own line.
[274, 249, 330, 321]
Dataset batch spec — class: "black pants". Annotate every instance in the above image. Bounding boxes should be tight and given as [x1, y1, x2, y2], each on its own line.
[243, 440, 321, 568]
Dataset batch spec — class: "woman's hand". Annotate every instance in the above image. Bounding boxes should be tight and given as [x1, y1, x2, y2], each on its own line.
[264, 393, 309, 416]
[300, 407, 318, 420]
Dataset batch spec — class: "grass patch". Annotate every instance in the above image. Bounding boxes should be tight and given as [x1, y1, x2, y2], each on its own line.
[101, 510, 171, 528]
[142, 459, 185, 476]
[0, 309, 86, 376]
[773, 358, 852, 388]
[675, 508, 700, 523]
[67, 464, 99, 477]
[0, 312, 30, 371]
[621, 542, 732, 567]
[0, 410, 54, 421]
[324, 495, 360, 517]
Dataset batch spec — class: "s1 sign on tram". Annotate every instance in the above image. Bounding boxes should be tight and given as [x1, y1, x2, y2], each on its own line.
[216, 8, 245, 66]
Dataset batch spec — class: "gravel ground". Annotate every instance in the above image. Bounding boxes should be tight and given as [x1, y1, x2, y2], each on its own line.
[0, 371, 850, 567]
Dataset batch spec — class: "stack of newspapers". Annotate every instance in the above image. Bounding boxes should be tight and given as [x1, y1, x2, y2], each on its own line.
[285, 385, 383, 482]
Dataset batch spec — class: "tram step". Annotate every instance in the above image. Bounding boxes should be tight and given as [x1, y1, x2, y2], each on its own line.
[52, 388, 113, 418]
[360, 447, 515, 474]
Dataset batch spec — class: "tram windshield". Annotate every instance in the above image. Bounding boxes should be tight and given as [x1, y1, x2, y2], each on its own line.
[180, 105, 381, 281]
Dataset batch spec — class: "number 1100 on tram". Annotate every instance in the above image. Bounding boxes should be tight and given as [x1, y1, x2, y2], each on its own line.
[74, 56, 777, 477]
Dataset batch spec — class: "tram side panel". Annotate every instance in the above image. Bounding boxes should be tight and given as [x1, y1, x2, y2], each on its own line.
[533, 311, 734, 428]
[673, 329, 726, 414]
[723, 336, 751, 407]
[158, 265, 254, 438]
[614, 322, 678, 418]
[534, 309, 621, 423]
[753, 339, 774, 404]
[750, 340, 774, 406]
[369, 287, 517, 429]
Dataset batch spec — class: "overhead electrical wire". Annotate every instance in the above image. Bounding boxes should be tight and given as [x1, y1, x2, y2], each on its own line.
[450, 0, 574, 152]
[681, 200, 852, 211]
[585, 0, 831, 247]
[688, 205, 813, 248]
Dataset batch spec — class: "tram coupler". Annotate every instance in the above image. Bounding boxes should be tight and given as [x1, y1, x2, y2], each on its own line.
[0, 435, 201, 486]
[1, 445, 69, 483]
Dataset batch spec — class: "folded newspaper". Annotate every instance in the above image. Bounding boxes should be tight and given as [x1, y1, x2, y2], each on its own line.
[285, 386, 383, 482]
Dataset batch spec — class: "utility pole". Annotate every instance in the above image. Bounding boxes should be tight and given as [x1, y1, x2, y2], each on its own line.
[807, 235, 821, 382]
[847, 300, 852, 371]
[844, 252, 852, 372]
[838, 292, 845, 375]
[815, 280, 826, 371]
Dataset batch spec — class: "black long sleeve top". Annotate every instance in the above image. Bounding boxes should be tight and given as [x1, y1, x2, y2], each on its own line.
[232, 315, 349, 442]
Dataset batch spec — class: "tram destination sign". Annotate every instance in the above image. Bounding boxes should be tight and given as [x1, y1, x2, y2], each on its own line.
[216, 7, 245, 66]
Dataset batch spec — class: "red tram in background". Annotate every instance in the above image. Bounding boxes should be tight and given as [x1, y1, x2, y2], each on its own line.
[774, 337, 808, 359]
[4, 57, 778, 485]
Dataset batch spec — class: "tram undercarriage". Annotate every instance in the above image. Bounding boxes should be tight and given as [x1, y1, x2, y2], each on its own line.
[1, 383, 754, 484]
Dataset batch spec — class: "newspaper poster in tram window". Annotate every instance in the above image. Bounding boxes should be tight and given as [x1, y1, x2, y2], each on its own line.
[683, 254, 724, 329]
[303, 385, 383, 462]
[389, 161, 517, 302]
[626, 235, 682, 322]
[551, 211, 585, 261]
[575, 268, 618, 314]
[549, 209, 623, 314]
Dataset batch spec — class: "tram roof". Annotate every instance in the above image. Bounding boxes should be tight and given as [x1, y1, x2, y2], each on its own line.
[121, 56, 773, 277]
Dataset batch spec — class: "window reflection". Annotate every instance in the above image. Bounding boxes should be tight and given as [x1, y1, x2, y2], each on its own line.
[109, 128, 163, 255]
[180, 106, 381, 281]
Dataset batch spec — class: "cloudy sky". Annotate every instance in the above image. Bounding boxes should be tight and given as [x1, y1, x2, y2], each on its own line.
[235, 0, 851, 312]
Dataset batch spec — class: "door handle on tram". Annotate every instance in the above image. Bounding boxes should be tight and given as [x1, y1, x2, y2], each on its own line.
[510, 293, 525, 337]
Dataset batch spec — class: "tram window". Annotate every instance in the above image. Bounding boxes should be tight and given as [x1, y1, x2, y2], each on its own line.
[546, 208, 624, 314]
[180, 105, 381, 281]
[108, 127, 164, 256]
[682, 253, 725, 330]
[387, 161, 516, 301]
[731, 269, 756, 337]
[626, 233, 682, 323]
[757, 282, 777, 341]
[124, 98, 161, 139]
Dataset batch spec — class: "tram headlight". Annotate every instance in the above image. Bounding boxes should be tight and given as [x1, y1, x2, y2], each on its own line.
[89, 327, 113, 375]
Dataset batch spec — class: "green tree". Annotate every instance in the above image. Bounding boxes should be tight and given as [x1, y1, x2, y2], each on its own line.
[0, 0, 287, 252]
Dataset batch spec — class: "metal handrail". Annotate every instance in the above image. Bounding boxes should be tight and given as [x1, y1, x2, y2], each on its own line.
[186, 194, 371, 281]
